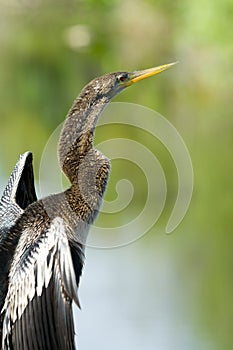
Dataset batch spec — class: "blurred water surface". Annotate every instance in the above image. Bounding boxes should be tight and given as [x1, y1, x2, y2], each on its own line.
[75, 242, 213, 350]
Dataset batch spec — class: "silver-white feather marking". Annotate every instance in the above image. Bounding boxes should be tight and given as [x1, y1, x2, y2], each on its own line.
[0, 153, 28, 231]
[1, 217, 79, 346]
[0, 152, 36, 234]
[0, 153, 29, 206]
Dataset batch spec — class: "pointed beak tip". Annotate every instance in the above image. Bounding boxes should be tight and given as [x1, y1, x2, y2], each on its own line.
[169, 60, 179, 67]
[129, 61, 178, 84]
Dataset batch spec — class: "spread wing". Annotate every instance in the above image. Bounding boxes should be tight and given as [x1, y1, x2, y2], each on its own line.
[0, 152, 37, 339]
[2, 217, 82, 350]
[0, 151, 37, 233]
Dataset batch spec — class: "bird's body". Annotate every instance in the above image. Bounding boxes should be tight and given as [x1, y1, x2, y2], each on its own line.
[0, 63, 176, 349]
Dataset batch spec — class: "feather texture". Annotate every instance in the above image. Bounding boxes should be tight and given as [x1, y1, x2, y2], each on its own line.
[0, 152, 37, 234]
[0, 152, 37, 342]
[2, 217, 80, 350]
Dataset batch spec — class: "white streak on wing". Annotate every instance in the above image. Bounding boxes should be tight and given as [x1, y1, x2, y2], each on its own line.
[0, 153, 29, 230]
[1, 217, 79, 347]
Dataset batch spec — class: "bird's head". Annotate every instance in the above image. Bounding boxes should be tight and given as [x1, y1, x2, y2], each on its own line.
[84, 62, 178, 103]
[59, 61, 178, 183]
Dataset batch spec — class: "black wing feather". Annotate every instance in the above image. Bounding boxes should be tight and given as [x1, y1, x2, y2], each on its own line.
[0, 152, 37, 342]
[2, 217, 81, 350]
[0, 151, 37, 233]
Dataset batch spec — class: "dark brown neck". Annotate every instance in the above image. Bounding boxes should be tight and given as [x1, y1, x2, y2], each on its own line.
[58, 88, 110, 185]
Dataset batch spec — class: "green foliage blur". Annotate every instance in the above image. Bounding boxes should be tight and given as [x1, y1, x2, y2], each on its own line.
[0, 0, 233, 349]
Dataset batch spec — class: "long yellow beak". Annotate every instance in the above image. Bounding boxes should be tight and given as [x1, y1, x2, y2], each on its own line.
[128, 62, 178, 85]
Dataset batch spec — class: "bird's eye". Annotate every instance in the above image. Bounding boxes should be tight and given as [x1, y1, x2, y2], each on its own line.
[117, 73, 129, 83]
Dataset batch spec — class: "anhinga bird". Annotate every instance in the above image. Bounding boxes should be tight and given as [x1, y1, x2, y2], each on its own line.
[0, 62, 176, 349]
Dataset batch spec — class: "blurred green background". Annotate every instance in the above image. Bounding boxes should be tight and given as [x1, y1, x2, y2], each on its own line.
[0, 0, 232, 349]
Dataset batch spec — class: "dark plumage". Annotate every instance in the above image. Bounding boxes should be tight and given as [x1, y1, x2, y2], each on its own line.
[0, 152, 37, 342]
[0, 63, 176, 349]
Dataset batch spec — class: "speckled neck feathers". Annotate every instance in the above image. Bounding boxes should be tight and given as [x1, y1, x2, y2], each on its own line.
[58, 78, 112, 184]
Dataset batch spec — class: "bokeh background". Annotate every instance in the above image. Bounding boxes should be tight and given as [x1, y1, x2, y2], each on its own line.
[0, 0, 232, 349]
